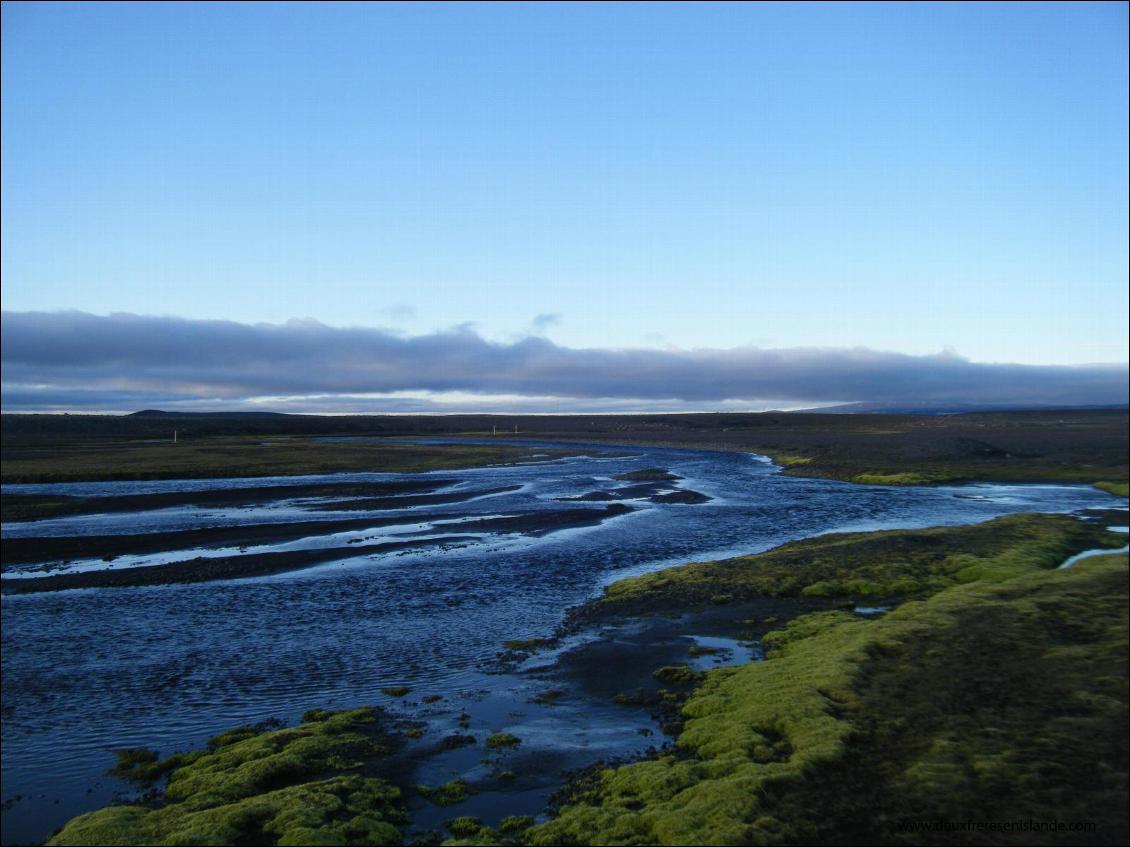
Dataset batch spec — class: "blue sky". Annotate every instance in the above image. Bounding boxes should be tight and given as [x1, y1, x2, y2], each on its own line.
[2, 2, 1127, 411]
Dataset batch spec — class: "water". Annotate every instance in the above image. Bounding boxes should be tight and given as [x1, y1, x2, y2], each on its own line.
[1, 441, 1119, 843]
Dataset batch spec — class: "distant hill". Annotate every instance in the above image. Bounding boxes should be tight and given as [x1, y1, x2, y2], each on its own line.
[804, 401, 1130, 415]
[129, 410, 291, 418]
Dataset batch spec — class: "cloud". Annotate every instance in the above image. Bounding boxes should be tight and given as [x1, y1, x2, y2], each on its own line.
[2, 310, 1126, 412]
[531, 312, 562, 334]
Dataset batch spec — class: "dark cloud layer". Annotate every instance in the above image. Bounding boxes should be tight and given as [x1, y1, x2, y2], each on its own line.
[2, 311, 1126, 412]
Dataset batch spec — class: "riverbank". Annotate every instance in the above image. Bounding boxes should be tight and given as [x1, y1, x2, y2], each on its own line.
[43, 512, 1129, 846]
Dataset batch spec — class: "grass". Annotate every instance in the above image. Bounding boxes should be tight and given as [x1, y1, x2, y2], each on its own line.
[594, 514, 1123, 615]
[48, 708, 406, 846]
[0, 435, 574, 483]
[528, 538, 1129, 845]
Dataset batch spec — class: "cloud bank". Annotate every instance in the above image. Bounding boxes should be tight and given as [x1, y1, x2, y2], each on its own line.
[2, 311, 1126, 413]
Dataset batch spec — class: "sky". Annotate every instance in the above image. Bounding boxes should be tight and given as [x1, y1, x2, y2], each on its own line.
[2, 2, 1127, 413]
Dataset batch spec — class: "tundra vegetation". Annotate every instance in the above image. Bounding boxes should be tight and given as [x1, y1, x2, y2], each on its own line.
[5, 408, 1125, 486]
[47, 708, 406, 846]
[524, 515, 1128, 846]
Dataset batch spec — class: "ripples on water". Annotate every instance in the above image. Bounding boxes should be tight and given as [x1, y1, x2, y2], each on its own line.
[0, 441, 1117, 842]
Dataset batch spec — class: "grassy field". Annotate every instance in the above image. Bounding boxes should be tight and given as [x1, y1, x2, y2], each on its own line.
[0, 435, 575, 483]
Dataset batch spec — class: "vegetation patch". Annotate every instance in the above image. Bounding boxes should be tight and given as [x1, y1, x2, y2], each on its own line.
[438, 734, 477, 751]
[528, 530, 1130, 845]
[771, 453, 813, 467]
[484, 733, 522, 749]
[48, 708, 405, 846]
[594, 514, 1122, 616]
[418, 778, 473, 806]
[851, 471, 948, 485]
[652, 665, 706, 687]
[1095, 480, 1129, 498]
[380, 686, 411, 698]
[445, 815, 485, 838]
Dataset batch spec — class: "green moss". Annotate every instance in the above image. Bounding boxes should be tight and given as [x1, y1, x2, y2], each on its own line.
[1095, 480, 1129, 498]
[772, 454, 813, 467]
[446, 816, 484, 837]
[49, 708, 405, 846]
[484, 733, 521, 750]
[418, 778, 473, 806]
[652, 665, 705, 686]
[851, 471, 948, 485]
[597, 514, 1122, 615]
[528, 544, 1130, 846]
[498, 815, 534, 833]
[106, 748, 187, 786]
[380, 686, 410, 698]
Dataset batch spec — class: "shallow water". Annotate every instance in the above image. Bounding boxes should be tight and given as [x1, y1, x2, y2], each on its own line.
[0, 440, 1119, 843]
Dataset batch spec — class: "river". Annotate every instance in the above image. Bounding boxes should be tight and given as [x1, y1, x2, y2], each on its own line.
[1, 440, 1120, 843]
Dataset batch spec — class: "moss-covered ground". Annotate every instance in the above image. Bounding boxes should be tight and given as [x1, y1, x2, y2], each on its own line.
[47, 708, 406, 846]
[1094, 480, 1129, 498]
[593, 514, 1122, 615]
[526, 517, 1129, 846]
